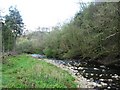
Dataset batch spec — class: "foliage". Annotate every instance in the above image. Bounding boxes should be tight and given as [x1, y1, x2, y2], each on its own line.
[16, 31, 47, 54]
[2, 6, 24, 52]
[16, 38, 33, 53]
[42, 2, 120, 64]
[2, 24, 14, 51]
[16, 2, 120, 65]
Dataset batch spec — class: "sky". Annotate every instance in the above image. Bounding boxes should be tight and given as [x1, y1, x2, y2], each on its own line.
[0, 0, 93, 31]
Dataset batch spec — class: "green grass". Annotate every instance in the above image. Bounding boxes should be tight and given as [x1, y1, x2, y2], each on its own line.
[2, 54, 77, 88]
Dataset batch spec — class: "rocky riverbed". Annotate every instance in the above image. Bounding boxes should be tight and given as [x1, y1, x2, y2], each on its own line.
[39, 58, 94, 88]
[31, 54, 120, 89]
[44, 59, 120, 89]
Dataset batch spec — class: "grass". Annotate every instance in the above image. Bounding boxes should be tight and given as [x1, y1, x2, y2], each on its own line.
[2, 54, 77, 88]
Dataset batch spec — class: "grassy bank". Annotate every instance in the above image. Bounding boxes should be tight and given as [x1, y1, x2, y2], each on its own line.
[2, 54, 77, 88]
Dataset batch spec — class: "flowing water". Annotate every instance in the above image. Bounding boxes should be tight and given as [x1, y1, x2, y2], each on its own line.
[68, 60, 120, 89]
[54, 59, 120, 89]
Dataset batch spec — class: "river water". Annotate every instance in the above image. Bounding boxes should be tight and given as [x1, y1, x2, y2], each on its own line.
[57, 59, 120, 89]
[31, 54, 120, 89]
[68, 60, 120, 89]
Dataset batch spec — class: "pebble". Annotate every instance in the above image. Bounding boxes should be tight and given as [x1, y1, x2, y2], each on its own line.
[100, 65, 105, 68]
[107, 86, 111, 89]
[83, 70, 85, 73]
[76, 72, 79, 76]
[99, 74, 102, 77]
[87, 79, 90, 82]
[102, 69, 105, 72]
[94, 68, 99, 70]
[67, 63, 71, 67]
[74, 67, 77, 69]
[89, 82, 102, 88]
[110, 74, 112, 76]
[73, 70, 78, 73]
[86, 73, 89, 76]
[97, 84, 102, 87]
[112, 75, 119, 78]
[70, 66, 74, 69]
[108, 79, 112, 82]
[100, 79, 104, 81]
[78, 67, 84, 70]
[101, 82, 107, 86]
[90, 78, 94, 81]
[92, 82, 97, 86]
[91, 73, 94, 76]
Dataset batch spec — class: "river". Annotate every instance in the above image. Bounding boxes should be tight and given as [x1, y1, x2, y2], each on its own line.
[31, 54, 120, 89]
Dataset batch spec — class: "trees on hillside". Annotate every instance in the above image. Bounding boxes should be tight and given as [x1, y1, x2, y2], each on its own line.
[16, 2, 119, 65]
[42, 2, 120, 64]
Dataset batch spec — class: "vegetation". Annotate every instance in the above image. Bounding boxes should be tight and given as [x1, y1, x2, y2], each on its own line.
[16, 31, 47, 54]
[2, 6, 24, 52]
[2, 54, 77, 88]
[16, 2, 120, 65]
[1, 2, 120, 89]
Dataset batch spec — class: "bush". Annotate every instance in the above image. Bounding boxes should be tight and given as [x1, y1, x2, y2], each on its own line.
[43, 47, 53, 58]
[16, 40, 33, 53]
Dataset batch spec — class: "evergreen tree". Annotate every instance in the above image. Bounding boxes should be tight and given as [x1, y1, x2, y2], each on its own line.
[2, 6, 24, 52]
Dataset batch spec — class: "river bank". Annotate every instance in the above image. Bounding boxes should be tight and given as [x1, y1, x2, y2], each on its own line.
[38, 58, 103, 88]
[32, 54, 120, 89]
[2, 54, 77, 88]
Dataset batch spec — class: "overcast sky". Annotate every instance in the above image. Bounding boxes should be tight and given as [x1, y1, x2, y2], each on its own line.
[0, 0, 93, 31]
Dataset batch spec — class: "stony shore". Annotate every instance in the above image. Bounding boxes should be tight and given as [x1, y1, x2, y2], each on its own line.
[40, 58, 97, 88]
[31, 54, 120, 89]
